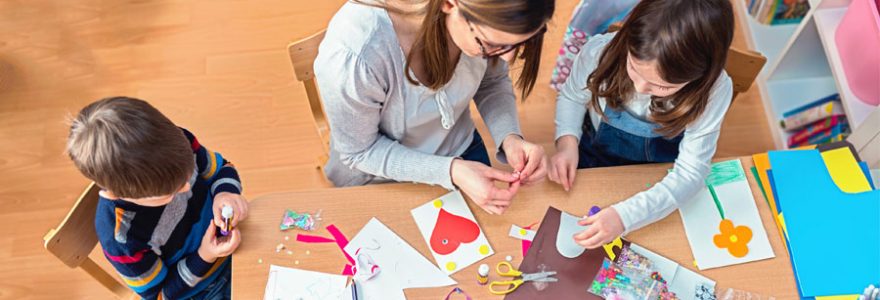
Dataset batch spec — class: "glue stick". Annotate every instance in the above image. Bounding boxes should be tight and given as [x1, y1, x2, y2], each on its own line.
[220, 205, 234, 236]
[477, 264, 489, 285]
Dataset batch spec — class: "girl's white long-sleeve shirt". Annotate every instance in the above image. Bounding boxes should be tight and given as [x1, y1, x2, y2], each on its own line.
[555, 33, 734, 233]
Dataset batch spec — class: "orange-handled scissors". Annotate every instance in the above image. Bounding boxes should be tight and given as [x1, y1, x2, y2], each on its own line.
[488, 261, 558, 295]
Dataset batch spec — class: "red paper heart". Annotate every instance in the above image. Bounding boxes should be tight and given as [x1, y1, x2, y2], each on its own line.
[430, 208, 480, 255]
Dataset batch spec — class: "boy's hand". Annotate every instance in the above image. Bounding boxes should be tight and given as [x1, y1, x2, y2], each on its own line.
[501, 135, 548, 186]
[573, 207, 625, 249]
[197, 223, 241, 263]
[213, 192, 249, 228]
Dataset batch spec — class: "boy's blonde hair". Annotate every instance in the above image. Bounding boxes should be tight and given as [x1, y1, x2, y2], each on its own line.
[67, 97, 194, 198]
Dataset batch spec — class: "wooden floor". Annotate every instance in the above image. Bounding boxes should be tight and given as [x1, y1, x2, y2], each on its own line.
[0, 0, 774, 299]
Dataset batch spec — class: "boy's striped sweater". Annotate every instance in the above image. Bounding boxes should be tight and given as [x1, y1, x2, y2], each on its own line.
[95, 128, 242, 299]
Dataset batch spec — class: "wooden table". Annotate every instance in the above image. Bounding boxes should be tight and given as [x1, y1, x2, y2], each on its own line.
[232, 157, 799, 299]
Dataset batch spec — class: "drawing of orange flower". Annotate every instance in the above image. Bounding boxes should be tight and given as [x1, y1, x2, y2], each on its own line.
[713, 219, 752, 258]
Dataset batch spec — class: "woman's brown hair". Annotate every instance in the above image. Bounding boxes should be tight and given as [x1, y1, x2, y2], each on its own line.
[587, 0, 734, 137]
[354, 0, 554, 99]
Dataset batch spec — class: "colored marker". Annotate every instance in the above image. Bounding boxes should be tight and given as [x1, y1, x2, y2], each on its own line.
[588, 206, 601, 217]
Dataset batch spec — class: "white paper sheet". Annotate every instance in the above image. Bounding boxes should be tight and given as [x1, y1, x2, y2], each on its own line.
[678, 160, 775, 270]
[508, 224, 536, 241]
[410, 191, 494, 274]
[556, 211, 589, 258]
[263, 265, 349, 300]
[344, 217, 455, 300]
[629, 244, 715, 300]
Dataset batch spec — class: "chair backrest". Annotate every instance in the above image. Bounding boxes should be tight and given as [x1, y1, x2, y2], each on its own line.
[725, 46, 766, 100]
[288, 30, 330, 162]
[43, 182, 137, 300]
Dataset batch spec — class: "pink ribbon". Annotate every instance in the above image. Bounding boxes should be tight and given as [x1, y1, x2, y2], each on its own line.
[295, 224, 355, 275]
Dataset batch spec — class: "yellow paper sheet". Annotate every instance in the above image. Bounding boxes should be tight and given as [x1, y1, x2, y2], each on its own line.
[816, 295, 859, 300]
[820, 147, 873, 193]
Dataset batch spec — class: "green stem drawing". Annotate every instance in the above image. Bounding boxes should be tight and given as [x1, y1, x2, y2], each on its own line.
[708, 185, 725, 220]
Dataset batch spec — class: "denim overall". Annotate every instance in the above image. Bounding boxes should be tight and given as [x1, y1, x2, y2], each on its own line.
[577, 106, 684, 169]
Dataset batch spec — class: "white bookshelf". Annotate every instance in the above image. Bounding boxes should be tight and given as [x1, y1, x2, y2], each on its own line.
[735, 0, 880, 149]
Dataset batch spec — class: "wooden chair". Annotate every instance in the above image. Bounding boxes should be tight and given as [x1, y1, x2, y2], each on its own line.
[43, 182, 139, 300]
[288, 30, 330, 172]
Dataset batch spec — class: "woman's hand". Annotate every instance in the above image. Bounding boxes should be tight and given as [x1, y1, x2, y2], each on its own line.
[573, 207, 625, 249]
[451, 159, 521, 215]
[548, 135, 580, 192]
[501, 135, 548, 186]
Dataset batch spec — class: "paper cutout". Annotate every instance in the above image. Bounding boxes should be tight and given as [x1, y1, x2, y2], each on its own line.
[768, 150, 880, 296]
[430, 208, 480, 255]
[711, 220, 752, 258]
[678, 159, 775, 270]
[411, 191, 493, 274]
[821, 147, 873, 193]
[602, 237, 623, 260]
[263, 265, 348, 300]
[556, 211, 588, 258]
[344, 218, 456, 300]
[509, 225, 536, 241]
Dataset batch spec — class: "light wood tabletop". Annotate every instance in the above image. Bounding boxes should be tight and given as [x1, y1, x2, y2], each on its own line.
[232, 157, 798, 299]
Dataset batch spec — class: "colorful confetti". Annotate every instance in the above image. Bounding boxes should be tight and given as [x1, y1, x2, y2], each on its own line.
[280, 209, 322, 231]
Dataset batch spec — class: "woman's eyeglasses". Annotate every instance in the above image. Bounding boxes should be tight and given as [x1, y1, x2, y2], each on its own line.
[465, 18, 546, 58]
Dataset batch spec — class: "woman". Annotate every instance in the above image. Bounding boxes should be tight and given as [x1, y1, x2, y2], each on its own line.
[315, 0, 554, 214]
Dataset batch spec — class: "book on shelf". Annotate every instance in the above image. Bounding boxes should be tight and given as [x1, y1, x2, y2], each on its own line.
[747, 0, 809, 25]
[787, 115, 848, 147]
[788, 121, 850, 148]
[780, 94, 843, 131]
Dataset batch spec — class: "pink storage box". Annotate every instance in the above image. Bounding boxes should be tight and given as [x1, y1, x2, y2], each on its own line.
[835, 0, 880, 106]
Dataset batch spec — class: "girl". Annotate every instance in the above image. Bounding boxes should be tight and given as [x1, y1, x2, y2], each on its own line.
[315, 0, 553, 214]
[548, 0, 735, 248]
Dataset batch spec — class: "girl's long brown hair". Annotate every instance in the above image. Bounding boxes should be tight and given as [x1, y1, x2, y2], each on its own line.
[353, 0, 554, 99]
[587, 0, 734, 137]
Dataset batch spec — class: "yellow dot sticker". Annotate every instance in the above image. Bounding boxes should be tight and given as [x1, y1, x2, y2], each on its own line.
[518, 229, 527, 236]
[446, 262, 457, 271]
[433, 199, 443, 208]
[479, 244, 490, 255]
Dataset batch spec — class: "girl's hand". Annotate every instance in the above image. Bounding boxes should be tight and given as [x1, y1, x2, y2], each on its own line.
[451, 159, 521, 215]
[548, 135, 580, 192]
[573, 207, 625, 249]
[197, 223, 242, 263]
[501, 135, 548, 186]
[213, 192, 249, 228]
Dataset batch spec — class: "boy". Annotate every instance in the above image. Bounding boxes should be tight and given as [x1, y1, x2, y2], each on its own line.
[66, 97, 248, 299]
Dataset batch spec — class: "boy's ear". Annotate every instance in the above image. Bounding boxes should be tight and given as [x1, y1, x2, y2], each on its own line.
[178, 182, 192, 193]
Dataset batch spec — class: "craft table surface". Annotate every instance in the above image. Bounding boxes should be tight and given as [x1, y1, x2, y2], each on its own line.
[232, 157, 798, 299]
